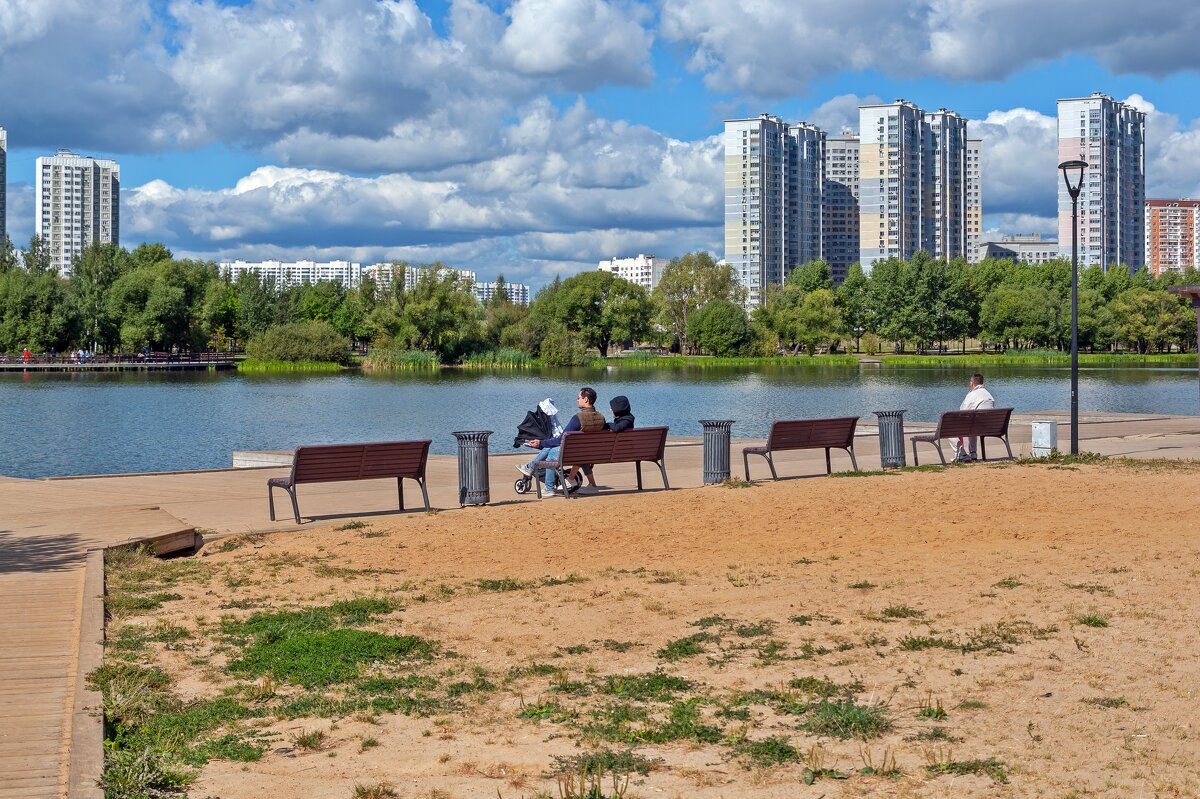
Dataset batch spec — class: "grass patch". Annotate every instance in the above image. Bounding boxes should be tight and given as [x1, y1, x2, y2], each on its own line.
[925, 756, 1007, 782]
[477, 577, 528, 592]
[220, 598, 400, 643]
[1076, 614, 1110, 628]
[848, 581, 877, 590]
[599, 672, 692, 702]
[1066, 582, 1114, 596]
[352, 782, 398, 799]
[737, 736, 799, 766]
[238, 359, 343, 373]
[991, 576, 1023, 589]
[1082, 696, 1128, 709]
[227, 629, 435, 687]
[100, 747, 194, 798]
[550, 748, 660, 776]
[801, 700, 891, 739]
[657, 633, 717, 661]
[898, 635, 958, 651]
[291, 728, 327, 750]
[881, 605, 925, 619]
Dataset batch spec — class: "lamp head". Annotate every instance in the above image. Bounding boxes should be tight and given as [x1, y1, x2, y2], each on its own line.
[1058, 160, 1088, 198]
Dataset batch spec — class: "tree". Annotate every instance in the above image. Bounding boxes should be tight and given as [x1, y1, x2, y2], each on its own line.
[70, 242, 130, 350]
[652, 252, 743, 353]
[691, 299, 751, 356]
[550, 270, 653, 357]
[791, 289, 844, 355]
[786, 259, 833, 293]
[837, 263, 869, 351]
[398, 265, 484, 360]
[1110, 288, 1189, 354]
[22, 235, 54, 275]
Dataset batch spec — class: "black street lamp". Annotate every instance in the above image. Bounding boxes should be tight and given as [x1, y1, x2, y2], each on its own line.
[1059, 159, 1087, 455]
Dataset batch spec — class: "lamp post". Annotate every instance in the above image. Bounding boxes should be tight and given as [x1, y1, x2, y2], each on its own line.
[1059, 159, 1087, 455]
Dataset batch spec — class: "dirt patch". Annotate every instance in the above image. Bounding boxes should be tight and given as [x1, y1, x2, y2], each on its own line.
[104, 461, 1200, 798]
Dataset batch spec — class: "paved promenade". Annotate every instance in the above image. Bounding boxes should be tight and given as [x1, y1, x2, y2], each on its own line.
[2, 412, 1199, 798]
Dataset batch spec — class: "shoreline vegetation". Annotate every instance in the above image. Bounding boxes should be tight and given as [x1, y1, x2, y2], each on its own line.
[237, 350, 1195, 373]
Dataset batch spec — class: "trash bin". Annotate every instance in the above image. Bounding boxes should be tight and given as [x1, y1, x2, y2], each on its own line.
[452, 431, 492, 506]
[699, 420, 735, 484]
[1031, 420, 1058, 458]
[873, 410, 907, 469]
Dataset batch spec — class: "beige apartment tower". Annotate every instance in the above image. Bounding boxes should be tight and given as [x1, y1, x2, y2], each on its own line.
[35, 149, 120, 274]
[0, 127, 6, 243]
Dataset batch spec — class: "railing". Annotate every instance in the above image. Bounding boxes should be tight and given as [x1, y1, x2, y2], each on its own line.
[0, 351, 240, 366]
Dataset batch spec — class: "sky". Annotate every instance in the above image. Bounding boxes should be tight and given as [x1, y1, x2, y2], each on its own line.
[3, 0, 1200, 288]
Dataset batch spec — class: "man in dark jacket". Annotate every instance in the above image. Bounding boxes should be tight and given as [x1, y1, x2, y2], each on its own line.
[571, 395, 635, 495]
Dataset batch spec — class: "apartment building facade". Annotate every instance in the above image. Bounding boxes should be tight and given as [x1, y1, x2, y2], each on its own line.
[1057, 93, 1146, 271]
[360, 263, 528, 305]
[859, 102, 980, 271]
[822, 136, 860, 281]
[598, 254, 666, 291]
[976, 234, 1060, 265]
[0, 127, 6, 243]
[474, 280, 530, 306]
[35, 150, 120, 274]
[220, 259, 361, 288]
[1145, 199, 1200, 275]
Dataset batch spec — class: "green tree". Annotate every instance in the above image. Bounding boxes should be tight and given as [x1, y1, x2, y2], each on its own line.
[652, 252, 743, 353]
[791, 288, 845, 355]
[22, 235, 54, 275]
[398, 265, 485, 360]
[786, 259, 833, 293]
[550, 270, 653, 356]
[691, 299, 751, 356]
[70, 242, 130, 350]
[1110, 288, 1189, 353]
[837, 263, 869, 351]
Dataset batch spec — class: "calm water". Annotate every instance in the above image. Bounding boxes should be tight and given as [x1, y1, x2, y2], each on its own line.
[0, 364, 1196, 478]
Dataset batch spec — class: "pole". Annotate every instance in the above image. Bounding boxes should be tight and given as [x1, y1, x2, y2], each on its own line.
[1070, 193, 1079, 455]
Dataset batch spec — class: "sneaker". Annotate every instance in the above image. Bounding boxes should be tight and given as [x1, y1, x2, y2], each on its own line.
[954, 452, 974, 464]
[575, 485, 599, 495]
[541, 490, 563, 499]
[516, 463, 533, 477]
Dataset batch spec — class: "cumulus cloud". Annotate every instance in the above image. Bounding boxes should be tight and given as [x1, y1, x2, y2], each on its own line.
[660, 0, 1200, 96]
[971, 108, 1060, 218]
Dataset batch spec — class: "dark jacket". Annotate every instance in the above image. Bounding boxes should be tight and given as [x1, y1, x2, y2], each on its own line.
[514, 407, 554, 448]
[609, 395, 635, 432]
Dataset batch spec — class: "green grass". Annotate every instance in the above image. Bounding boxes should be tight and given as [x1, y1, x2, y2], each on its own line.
[800, 700, 891, 739]
[362, 348, 441, 370]
[656, 633, 717, 661]
[925, 756, 1008, 782]
[880, 352, 1194, 367]
[550, 748, 660, 776]
[736, 736, 799, 766]
[1076, 614, 1110, 628]
[881, 605, 925, 619]
[599, 672, 692, 702]
[607, 354, 860, 368]
[459, 348, 536, 368]
[100, 746, 194, 798]
[227, 629, 436, 687]
[476, 577, 528, 592]
[237, 359, 343, 373]
[352, 782, 398, 799]
[1082, 696, 1128, 709]
[219, 598, 400, 643]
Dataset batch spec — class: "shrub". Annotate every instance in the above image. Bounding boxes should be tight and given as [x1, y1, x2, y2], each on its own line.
[363, 345, 441, 369]
[539, 325, 590, 366]
[244, 320, 349, 364]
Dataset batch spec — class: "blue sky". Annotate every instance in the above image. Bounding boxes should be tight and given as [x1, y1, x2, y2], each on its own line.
[3, 0, 1200, 287]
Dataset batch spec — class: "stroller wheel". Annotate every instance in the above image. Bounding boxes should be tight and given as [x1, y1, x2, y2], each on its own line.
[514, 478, 529, 494]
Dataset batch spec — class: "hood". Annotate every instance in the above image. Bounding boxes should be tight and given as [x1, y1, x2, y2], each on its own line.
[610, 395, 632, 417]
[538, 398, 558, 416]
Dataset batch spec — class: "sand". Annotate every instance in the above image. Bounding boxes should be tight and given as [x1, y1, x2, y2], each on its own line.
[115, 460, 1200, 798]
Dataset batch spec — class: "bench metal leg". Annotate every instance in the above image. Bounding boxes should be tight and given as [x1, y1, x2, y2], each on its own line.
[268, 485, 276, 521]
[271, 484, 300, 523]
[980, 438, 988, 462]
[743, 451, 752, 481]
[825, 448, 832, 475]
[911, 439, 919, 467]
[934, 441, 947, 465]
[418, 478, 430, 510]
[765, 453, 778, 480]
[635, 462, 643, 490]
[397, 478, 404, 511]
[656, 460, 670, 489]
[845, 446, 859, 472]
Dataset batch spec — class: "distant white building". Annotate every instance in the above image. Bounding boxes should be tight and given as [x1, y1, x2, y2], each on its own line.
[36, 149, 120, 274]
[975, 235, 1060, 265]
[598, 254, 666, 291]
[475, 280, 530, 306]
[220, 259, 361, 288]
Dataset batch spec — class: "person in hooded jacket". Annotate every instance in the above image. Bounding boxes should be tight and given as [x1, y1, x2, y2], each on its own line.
[569, 395, 635, 495]
[519, 387, 606, 495]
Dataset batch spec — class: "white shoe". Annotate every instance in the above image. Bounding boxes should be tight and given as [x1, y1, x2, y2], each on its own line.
[576, 485, 599, 495]
[541, 490, 563, 499]
[516, 463, 533, 477]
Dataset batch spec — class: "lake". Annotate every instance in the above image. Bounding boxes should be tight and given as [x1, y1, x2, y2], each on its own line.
[1, 364, 1196, 478]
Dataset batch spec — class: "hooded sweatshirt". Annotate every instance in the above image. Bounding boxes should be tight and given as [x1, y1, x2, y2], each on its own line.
[609, 395, 635, 432]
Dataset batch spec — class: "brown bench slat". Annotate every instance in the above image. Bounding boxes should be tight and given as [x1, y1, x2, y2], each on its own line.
[269, 440, 432, 523]
[744, 416, 859, 481]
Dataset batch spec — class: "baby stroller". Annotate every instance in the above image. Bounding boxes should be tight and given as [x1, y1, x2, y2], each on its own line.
[512, 398, 581, 494]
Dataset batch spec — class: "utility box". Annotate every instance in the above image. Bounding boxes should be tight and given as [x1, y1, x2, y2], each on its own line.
[1031, 420, 1058, 458]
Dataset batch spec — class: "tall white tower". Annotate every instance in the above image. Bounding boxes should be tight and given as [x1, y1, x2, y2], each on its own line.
[35, 150, 120, 274]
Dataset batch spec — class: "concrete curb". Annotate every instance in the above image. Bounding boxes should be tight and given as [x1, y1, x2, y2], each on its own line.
[67, 549, 105, 799]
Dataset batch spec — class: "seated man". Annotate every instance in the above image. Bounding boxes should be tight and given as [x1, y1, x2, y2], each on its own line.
[570, 395, 635, 494]
[954, 372, 995, 462]
[518, 386, 606, 495]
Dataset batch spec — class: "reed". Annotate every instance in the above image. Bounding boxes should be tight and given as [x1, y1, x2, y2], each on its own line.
[237, 359, 343, 373]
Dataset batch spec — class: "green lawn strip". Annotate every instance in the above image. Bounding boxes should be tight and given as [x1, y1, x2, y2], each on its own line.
[227, 629, 435, 688]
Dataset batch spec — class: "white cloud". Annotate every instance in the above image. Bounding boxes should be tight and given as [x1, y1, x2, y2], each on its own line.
[660, 0, 1200, 96]
[971, 108, 1059, 218]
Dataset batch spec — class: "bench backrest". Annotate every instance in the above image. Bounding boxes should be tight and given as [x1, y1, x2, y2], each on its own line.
[935, 408, 1013, 438]
[292, 440, 431, 484]
[559, 426, 668, 466]
[766, 416, 859, 451]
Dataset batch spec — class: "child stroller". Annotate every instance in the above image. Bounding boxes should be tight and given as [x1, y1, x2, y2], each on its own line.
[512, 398, 580, 494]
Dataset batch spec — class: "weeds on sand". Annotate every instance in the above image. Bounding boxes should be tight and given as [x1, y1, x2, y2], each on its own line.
[291, 728, 327, 751]
[720, 477, 756, 489]
[352, 782, 398, 799]
[599, 672, 692, 703]
[657, 633, 717, 661]
[736, 736, 799, 766]
[1082, 696, 1128, 709]
[800, 700, 891, 739]
[1076, 614, 1110, 628]
[917, 694, 948, 720]
[991, 576, 1023, 589]
[477, 577, 528, 592]
[880, 605, 925, 620]
[924, 750, 1008, 782]
[100, 746, 194, 799]
[550, 749, 660, 777]
[1066, 582, 1114, 596]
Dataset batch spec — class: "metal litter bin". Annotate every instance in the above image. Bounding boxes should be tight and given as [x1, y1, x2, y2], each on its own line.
[700, 420, 735, 484]
[873, 409, 907, 469]
[1031, 420, 1058, 458]
[452, 430, 492, 506]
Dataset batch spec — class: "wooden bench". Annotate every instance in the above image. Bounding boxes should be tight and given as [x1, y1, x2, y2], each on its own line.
[743, 416, 860, 480]
[533, 427, 669, 498]
[268, 440, 432, 523]
[910, 408, 1014, 465]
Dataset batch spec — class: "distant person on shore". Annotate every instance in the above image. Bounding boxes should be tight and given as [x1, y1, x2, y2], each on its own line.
[22, 348, 30, 364]
[519, 386, 606, 495]
[954, 373, 995, 463]
[568, 395, 636, 495]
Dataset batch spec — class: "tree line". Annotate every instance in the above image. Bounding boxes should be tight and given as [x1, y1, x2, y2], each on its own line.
[1, 236, 1196, 363]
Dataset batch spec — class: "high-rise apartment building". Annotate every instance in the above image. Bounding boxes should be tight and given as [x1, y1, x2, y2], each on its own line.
[598, 254, 666, 291]
[859, 101, 980, 271]
[724, 115, 827, 306]
[35, 150, 120, 274]
[474, 280, 530, 306]
[976, 234, 1060, 265]
[1, 127, 7, 243]
[221, 259, 361, 288]
[1057, 93, 1145, 271]
[1145, 199, 1200, 276]
[823, 135, 860, 280]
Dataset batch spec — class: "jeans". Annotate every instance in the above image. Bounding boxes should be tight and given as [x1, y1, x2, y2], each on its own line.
[527, 447, 560, 489]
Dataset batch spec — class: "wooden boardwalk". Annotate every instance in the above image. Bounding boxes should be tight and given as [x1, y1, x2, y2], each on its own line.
[0, 499, 194, 799]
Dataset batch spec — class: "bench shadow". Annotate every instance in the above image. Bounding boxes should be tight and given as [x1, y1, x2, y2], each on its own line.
[0, 529, 85, 574]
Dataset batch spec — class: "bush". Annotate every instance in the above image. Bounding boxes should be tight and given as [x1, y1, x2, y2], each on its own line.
[363, 345, 441, 369]
[539, 326, 589, 366]
[244, 321, 349, 364]
[100, 746, 194, 799]
[692, 299, 752, 356]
